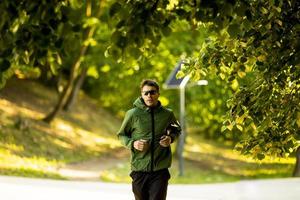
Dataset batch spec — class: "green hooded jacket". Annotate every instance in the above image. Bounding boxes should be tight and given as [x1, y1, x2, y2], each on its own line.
[117, 97, 181, 172]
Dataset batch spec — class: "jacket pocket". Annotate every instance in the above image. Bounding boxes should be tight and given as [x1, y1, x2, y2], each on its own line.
[131, 154, 150, 171]
[154, 146, 171, 169]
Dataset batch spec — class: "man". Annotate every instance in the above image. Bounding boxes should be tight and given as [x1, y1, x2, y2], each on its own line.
[117, 79, 181, 200]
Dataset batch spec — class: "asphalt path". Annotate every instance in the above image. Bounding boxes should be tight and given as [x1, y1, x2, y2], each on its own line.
[1, 176, 300, 200]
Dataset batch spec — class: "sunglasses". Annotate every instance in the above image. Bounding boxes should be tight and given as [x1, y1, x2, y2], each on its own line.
[142, 90, 158, 96]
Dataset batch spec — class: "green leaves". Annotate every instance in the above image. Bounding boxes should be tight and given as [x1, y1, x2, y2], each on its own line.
[176, 70, 185, 79]
[0, 59, 11, 72]
[227, 23, 240, 38]
[161, 26, 172, 37]
[109, 2, 122, 17]
[83, 17, 100, 28]
[106, 0, 180, 62]
[104, 45, 121, 60]
[257, 153, 265, 160]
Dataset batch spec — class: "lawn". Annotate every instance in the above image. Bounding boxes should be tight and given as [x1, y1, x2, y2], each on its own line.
[0, 79, 122, 179]
[100, 134, 295, 184]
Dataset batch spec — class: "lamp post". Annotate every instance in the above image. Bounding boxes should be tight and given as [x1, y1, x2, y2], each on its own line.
[164, 61, 208, 176]
[177, 78, 208, 176]
[177, 76, 190, 176]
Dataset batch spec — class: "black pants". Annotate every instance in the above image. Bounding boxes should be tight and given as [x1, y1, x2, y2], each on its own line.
[130, 169, 170, 200]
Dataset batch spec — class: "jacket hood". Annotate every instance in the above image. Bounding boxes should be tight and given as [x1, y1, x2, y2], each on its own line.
[133, 97, 161, 112]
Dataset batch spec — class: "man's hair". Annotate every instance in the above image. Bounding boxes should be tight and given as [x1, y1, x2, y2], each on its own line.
[140, 79, 160, 92]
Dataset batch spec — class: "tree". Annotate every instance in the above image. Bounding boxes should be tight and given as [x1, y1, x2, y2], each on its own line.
[0, 0, 68, 88]
[0, 0, 114, 123]
[108, 0, 300, 175]
[62, 66, 88, 111]
[43, 0, 104, 122]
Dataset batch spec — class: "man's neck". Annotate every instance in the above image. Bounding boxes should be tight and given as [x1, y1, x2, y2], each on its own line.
[148, 102, 159, 108]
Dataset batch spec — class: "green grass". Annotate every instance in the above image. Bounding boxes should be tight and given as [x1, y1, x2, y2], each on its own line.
[0, 78, 122, 179]
[0, 166, 66, 180]
[100, 135, 295, 184]
[99, 161, 240, 184]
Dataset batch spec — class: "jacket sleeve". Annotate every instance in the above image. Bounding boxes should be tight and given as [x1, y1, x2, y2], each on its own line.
[167, 112, 181, 143]
[117, 111, 134, 149]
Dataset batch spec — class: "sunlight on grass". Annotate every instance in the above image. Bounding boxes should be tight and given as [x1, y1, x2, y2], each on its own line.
[0, 148, 61, 168]
[0, 166, 65, 179]
[99, 159, 240, 184]
[51, 138, 73, 149]
[0, 146, 63, 179]
[55, 121, 74, 133]
[0, 143, 24, 153]
[185, 135, 295, 165]
[0, 99, 43, 120]
[243, 169, 280, 176]
[0, 99, 121, 179]
[241, 166, 295, 178]
[75, 128, 120, 148]
[0, 99, 17, 115]
[182, 134, 295, 180]
[100, 162, 131, 183]
[99, 135, 295, 184]
[52, 119, 121, 149]
[169, 166, 239, 184]
[0, 79, 125, 180]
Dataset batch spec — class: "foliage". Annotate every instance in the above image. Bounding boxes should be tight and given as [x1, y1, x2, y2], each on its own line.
[188, 0, 300, 159]
[109, 0, 300, 159]
[186, 75, 237, 142]
[0, 0, 118, 122]
[0, 0, 68, 87]
[84, 20, 203, 116]
[0, 0, 106, 87]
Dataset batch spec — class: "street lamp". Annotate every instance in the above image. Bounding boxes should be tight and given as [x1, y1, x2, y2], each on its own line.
[164, 61, 208, 176]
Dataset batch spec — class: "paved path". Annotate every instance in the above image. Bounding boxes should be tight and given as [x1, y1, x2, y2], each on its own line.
[1, 176, 300, 200]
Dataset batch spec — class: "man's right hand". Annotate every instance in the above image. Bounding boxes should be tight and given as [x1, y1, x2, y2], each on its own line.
[133, 139, 149, 151]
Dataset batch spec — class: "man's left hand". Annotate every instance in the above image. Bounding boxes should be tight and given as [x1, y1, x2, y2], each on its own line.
[159, 135, 171, 147]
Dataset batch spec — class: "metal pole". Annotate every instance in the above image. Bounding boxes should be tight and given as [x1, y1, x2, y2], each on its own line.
[178, 86, 185, 176]
[177, 75, 189, 176]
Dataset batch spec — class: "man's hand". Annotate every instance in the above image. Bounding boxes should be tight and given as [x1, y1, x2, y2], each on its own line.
[159, 135, 171, 147]
[133, 139, 149, 151]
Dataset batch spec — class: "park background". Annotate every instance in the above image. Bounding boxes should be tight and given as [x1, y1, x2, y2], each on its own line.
[0, 0, 299, 184]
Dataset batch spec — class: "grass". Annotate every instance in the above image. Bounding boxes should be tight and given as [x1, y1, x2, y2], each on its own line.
[0, 166, 66, 180]
[0, 78, 122, 179]
[100, 135, 295, 184]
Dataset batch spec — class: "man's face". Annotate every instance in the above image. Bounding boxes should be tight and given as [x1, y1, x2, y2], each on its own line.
[141, 85, 159, 107]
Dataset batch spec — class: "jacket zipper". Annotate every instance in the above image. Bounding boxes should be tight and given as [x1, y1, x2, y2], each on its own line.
[150, 108, 155, 172]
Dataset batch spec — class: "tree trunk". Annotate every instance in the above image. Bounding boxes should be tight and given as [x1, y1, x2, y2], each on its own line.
[63, 66, 88, 111]
[43, 35, 91, 123]
[42, 0, 102, 123]
[293, 146, 300, 177]
[42, 64, 78, 123]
